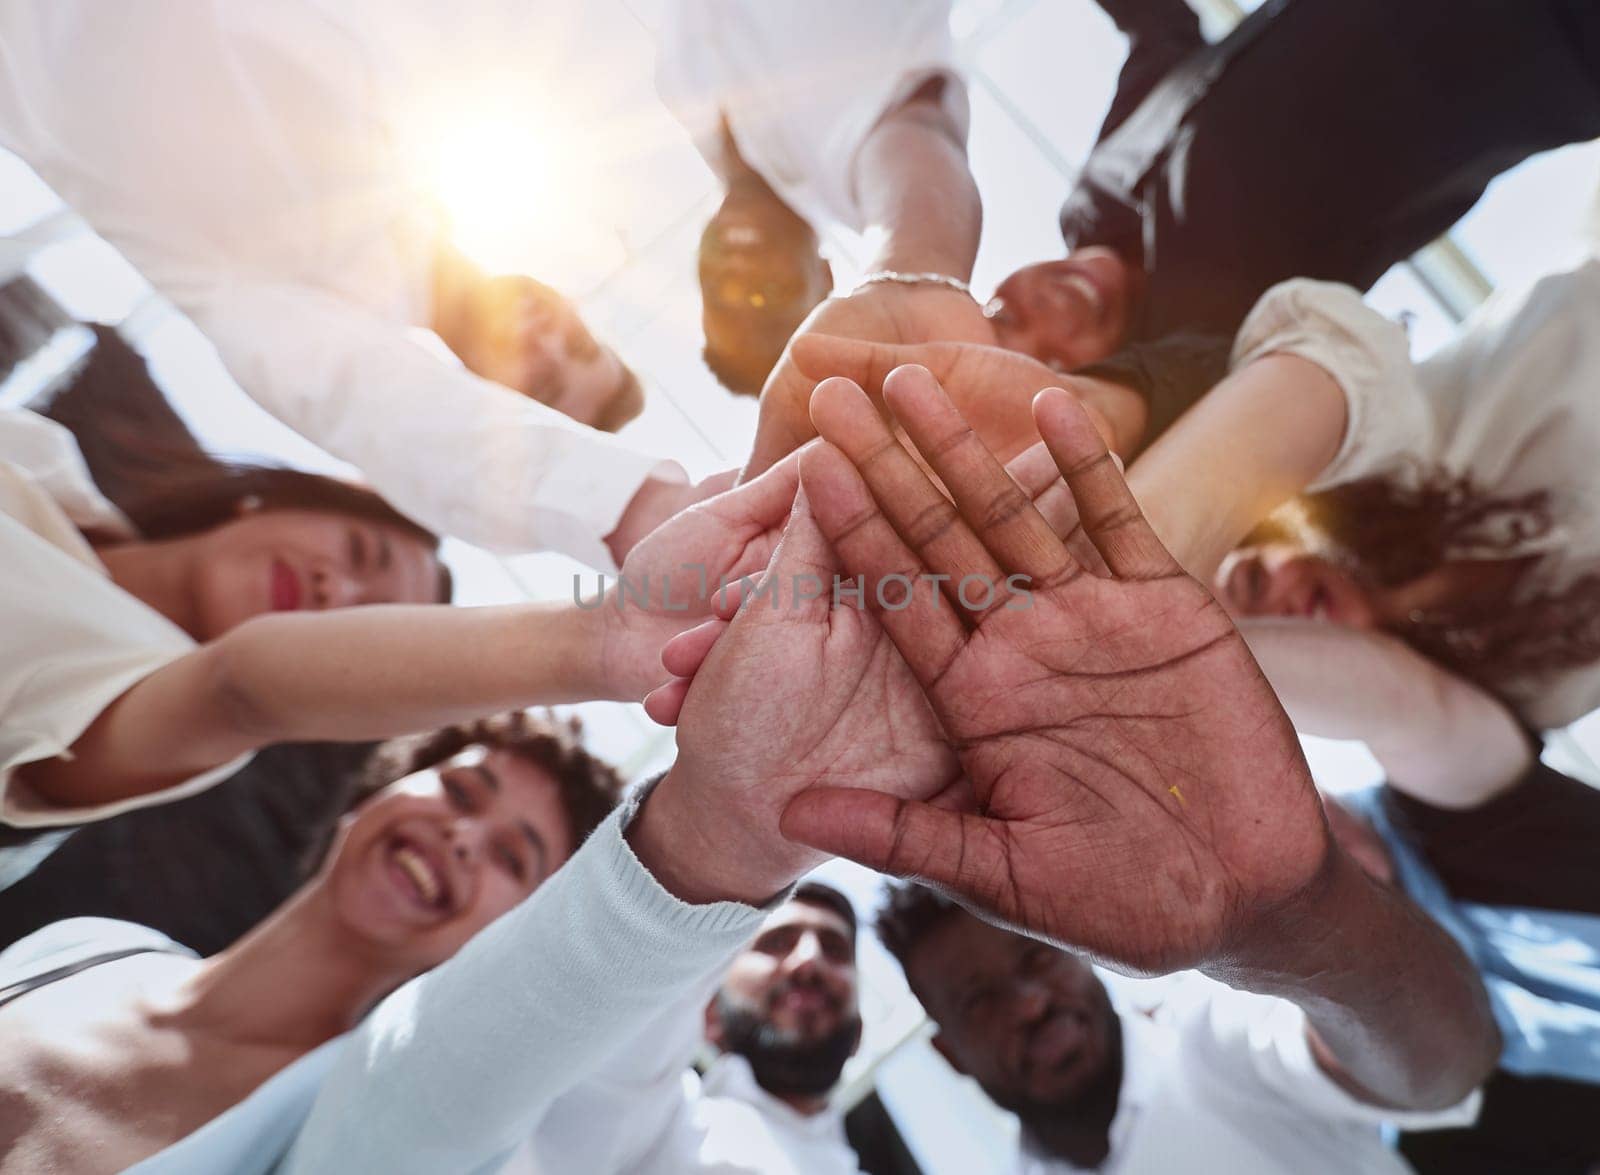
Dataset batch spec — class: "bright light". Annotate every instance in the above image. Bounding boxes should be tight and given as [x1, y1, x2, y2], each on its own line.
[421, 110, 625, 289]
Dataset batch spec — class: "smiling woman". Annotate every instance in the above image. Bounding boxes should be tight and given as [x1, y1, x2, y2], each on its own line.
[0, 711, 623, 1175]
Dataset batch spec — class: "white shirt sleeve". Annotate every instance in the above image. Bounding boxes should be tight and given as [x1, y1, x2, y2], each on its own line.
[279, 798, 772, 1175]
[184, 280, 683, 570]
[1230, 280, 1435, 495]
[0, 415, 252, 832]
[0, 518, 251, 829]
[1184, 988, 1480, 1134]
[657, 0, 967, 232]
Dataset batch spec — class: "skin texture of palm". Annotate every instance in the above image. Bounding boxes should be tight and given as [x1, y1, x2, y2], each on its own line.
[781, 368, 1330, 977]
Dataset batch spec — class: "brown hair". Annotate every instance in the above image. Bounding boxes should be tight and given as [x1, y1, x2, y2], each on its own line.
[1254, 468, 1600, 696]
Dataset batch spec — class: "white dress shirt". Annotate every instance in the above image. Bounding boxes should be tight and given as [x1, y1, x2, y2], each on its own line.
[656, 0, 968, 234]
[1013, 982, 1478, 1175]
[0, 0, 678, 569]
[0, 410, 250, 885]
[1232, 255, 1600, 726]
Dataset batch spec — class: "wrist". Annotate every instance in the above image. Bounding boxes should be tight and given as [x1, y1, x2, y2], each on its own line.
[1209, 845, 1376, 1005]
[626, 764, 801, 906]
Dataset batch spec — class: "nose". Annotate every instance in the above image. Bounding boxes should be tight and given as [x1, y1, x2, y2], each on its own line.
[443, 817, 486, 868]
[311, 563, 365, 610]
[784, 930, 826, 976]
[1009, 977, 1051, 1026]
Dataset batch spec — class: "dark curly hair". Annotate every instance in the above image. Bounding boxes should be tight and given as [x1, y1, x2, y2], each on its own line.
[1252, 467, 1600, 700]
[874, 881, 964, 975]
[306, 711, 625, 875]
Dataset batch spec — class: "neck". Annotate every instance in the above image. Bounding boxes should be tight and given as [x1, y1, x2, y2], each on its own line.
[1018, 1018, 1124, 1169]
[163, 885, 410, 1050]
[98, 536, 204, 638]
[775, 1090, 830, 1117]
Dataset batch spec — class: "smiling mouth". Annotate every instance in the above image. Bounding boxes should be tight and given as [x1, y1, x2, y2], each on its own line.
[388, 841, 450, 913]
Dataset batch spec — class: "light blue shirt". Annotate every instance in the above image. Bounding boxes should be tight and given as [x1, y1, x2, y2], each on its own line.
[1345, 786, 1600, 1082]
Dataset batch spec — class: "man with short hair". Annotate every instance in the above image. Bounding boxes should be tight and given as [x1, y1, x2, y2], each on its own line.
[693, 882, 868, 1173]
[986, 0, 1600, 448]
[0, 0, 714, 569]
[876, 882, 1476, 1175]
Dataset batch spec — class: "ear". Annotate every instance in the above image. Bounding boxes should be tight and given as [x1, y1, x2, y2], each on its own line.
[930, 1029, 967, 1076]
[703, 997, 725, 1050]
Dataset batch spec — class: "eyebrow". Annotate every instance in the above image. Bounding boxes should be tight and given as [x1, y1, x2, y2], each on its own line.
[471, 764, 500, 793]
[378, 531, 393, 571]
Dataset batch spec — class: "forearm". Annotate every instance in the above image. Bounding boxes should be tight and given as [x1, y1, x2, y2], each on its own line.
[1211, 847, 1498, 1111]
[1127, 353, 1347, 583]
[211, 603, 617, 740]
[1240, 620, 1532, 808]
[855, 88, 980, 280]
[21, 603, 615, 810]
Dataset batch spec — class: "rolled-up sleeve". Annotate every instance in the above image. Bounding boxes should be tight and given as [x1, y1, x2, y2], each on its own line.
[188, 280, 683, 571]
[657, 0, 966, 232]
[1231, 280, 1434, 494]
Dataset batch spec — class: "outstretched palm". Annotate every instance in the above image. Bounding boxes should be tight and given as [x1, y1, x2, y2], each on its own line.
[785, 370, 1329, 976]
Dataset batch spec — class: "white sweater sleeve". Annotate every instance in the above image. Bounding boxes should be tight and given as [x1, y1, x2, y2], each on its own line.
[185, 280, 683, 571]
[278, 798, 770, 1175]
[1231, 280, 1435, 495]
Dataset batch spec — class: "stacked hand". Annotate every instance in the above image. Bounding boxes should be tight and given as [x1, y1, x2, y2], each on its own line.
[589, 455, 802, 701]
[655, 364, 1331, 979]
[743, 278, 994, 477]
[745, 331, 1145, 481]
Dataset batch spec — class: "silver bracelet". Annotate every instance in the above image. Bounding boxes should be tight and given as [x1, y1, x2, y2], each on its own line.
[851, 270, 971, 296]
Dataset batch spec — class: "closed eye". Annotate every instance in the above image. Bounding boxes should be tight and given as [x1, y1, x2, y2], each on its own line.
[493, 840, 528, 884]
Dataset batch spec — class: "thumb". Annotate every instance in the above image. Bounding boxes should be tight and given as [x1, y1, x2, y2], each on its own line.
[780, 788, 1005, 898]
[743, 487, 838, 623]
[717, 446, 802, 531]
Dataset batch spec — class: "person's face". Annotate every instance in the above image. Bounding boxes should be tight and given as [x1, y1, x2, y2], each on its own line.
[1213, 543, 1380, 630]
[186, 508, 442, 640]
[319, 747, 574, 968]
[909, 912, 1118, 1111]
[464, 275, 644, 432]
[699, 187, 833, 396]
[985, 248, 1138, 371]
[713, 899, 859, 1048]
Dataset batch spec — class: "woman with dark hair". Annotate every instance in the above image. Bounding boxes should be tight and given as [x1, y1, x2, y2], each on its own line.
[0, 711, 628, 1174]
[0, 379, 802, 889]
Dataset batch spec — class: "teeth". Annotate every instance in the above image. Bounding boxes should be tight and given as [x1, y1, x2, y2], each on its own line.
[393, 845, 442, 907]
[1063, 274, 1104, 320]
